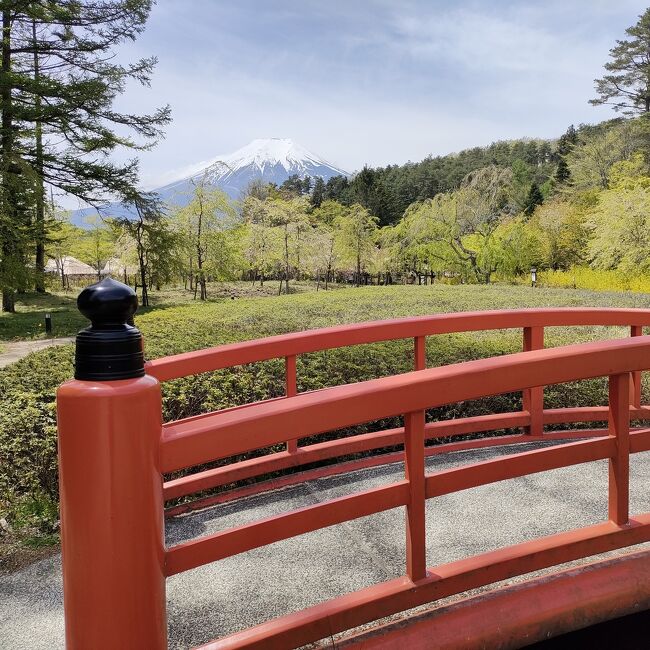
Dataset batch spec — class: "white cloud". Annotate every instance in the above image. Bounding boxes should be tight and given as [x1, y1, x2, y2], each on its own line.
[77, 0, 637, 194]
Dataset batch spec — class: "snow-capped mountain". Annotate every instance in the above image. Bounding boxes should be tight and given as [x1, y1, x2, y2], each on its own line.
[71, 139, 348, 224]
[158, 138, 348, 203]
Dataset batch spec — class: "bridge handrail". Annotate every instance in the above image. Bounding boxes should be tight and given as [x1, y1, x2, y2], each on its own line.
[56, 302, 650, 650]
[146, 307, 650, 382]
[160, 335, 650, 648]
[159, 308, 650, 506]
[161, 335, 650, 472]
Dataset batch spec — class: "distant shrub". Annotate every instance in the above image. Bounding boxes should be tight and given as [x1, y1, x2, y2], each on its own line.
[538, 267, 650, 294]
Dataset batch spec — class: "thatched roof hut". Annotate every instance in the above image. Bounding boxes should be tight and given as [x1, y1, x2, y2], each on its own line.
[45, 256, 97, 276]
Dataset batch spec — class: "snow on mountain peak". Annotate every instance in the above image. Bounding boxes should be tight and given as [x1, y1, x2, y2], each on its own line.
[199, 138, 346, 179]
[150, 138, 348, 205]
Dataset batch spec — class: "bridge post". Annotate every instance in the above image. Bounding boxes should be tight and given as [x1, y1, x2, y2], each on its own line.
[285, 354, 298, 453]
[523, 326, 544, 436]
[404, 409, 427, 581]
[630, 326, 643, 408]
[56, 279, 167, 649]
[609, 372, 631, 526]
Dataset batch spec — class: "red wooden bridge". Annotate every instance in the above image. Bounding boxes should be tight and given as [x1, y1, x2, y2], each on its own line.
[55, 281, 650, 649]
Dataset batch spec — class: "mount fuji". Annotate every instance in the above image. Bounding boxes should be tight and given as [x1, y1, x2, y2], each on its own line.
[71, 138, 348, 224]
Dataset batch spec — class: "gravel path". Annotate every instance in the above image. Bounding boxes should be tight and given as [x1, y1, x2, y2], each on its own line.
[2, 441, 650, 649]
[0, 337, 75, 368]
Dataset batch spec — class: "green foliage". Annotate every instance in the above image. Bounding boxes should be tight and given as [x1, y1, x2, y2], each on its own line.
[323, 138, 556, 225]
[538, 267, 650, 293]
[4, 284, 650, 545]
[0, 1, 170, 311]
[591, 8, 650, 115]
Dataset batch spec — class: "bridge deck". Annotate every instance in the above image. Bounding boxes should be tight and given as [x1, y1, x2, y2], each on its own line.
[3, 440, 650, 649]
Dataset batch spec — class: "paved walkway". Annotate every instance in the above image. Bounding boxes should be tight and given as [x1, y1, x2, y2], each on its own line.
[0, 337, 75, 368]
[2, 441, 650, 649]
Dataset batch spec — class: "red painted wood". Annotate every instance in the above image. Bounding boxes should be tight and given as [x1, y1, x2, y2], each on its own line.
[161, 336, 650, 473]
[285, 355, 298, 453]
[609, 373, 630, 525]
[523, 326, 544, 435]
[631, 325, 643, 408]
[425, 437, 614, 498]
[404, 410, 426, 581]
[146, 308, 650, 382]
[58, 308, 650, 650]
[335, 549, 650, 650]
[198, 515, 650, 649]
[57, 377, 166, 650]
[414, 336, 426, 371]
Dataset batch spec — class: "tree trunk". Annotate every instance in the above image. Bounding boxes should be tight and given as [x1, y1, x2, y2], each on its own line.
[136, 223, 148, 307]
[196, 197, 207, 300]
[283, 224, 290, 295]
[32, 19, 46, 293]
[1, 10, 15, 313]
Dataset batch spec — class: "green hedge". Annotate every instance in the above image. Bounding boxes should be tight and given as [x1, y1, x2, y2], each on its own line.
[1, 284, 648, 545]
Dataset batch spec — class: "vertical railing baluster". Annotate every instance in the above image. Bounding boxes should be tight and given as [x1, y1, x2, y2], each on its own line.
[522, 326, 544, 436]
[404, 409, 427, 581]
[609, 373, 631, 526]
[414, 336, 426, 371]
[285, 355, 298, 453]
[630, 326, 643, 409]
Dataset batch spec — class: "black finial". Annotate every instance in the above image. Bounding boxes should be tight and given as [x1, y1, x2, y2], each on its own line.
[74, 278, 145, 381]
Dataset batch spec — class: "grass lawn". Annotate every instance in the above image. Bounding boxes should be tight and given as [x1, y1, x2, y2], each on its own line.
[0, 280, 320, 342]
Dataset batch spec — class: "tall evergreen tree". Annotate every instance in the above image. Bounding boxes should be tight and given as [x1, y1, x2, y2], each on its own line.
[310, 176, 325, 208]
[523, 183, 543, 216]
[590, 8, 650, 114]
[0, 1, 170, 311]
[554, 125, 577, 184]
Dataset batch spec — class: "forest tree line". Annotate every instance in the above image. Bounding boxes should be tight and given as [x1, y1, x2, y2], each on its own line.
[46, 114, 650, 304]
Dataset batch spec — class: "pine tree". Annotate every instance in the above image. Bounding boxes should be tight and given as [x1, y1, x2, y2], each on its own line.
[310, 176, 325, 208]
[590, 8, 650, 114]
[523, 183, 543, 216]
[0, 1, 171, 311]
[554, 125, 577, 184]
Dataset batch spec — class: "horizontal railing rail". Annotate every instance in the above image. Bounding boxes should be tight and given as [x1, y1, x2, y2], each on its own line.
[153, 309, 650, 507]
[146, 308, 650, 382]
[158, 333, 650, 648]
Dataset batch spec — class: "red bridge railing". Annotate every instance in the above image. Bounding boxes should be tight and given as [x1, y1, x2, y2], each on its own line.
[56, 291, 650, 649]
[147, 308, 649, 511]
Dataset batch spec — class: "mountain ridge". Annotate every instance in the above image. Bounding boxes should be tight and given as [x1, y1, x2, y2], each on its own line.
[70, 138, 348, 225]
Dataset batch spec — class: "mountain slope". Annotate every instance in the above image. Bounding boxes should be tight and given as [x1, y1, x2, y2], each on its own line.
[71, 138, 348, 225]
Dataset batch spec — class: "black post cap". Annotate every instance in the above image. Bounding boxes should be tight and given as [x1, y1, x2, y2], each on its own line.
[74, 277, 145, 381]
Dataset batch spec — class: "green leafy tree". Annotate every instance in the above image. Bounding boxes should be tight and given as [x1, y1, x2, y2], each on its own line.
[0, 1, 170, 311]
[566, 120, 647, 190]
[175, 180, 237, 300]
[75, 215, 115, 280]
[45, 211, 81, 289]
[536, 198, 589, 270]
[334, 204, 378, 286]
[112, 194, 171, 307]
[590, 8, 650, 114]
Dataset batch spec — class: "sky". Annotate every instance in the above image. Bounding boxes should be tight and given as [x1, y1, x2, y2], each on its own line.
[108, 0, 648, 191]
